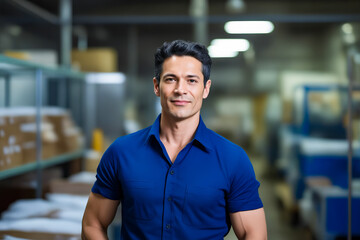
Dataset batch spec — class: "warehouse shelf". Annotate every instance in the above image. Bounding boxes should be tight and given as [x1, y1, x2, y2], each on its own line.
[0, 149, 85, 181]
[0, 54, 84, 79]
[0, 51, 86, 198]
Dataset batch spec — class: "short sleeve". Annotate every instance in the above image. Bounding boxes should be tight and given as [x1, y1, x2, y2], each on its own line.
[91, 145, 122, 200]
[227, 149, 263, 212]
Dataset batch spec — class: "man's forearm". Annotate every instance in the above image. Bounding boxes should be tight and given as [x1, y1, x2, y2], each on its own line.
[81, 225, 108, 240]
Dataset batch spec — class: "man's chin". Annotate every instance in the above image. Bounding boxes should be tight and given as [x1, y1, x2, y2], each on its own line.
[165, 111, 198, 121]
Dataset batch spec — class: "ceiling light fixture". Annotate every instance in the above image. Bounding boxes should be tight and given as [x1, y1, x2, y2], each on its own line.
[208, 45, 239, 58]
[224, 21, 274, 34]
[208, 39, 249, 58]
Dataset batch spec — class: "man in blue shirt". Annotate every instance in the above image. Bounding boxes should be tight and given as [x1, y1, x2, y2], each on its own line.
[82, 40, 267, 240]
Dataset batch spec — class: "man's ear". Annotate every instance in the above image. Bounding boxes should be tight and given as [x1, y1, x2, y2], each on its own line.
[153, 77, 160, 97]
[203, 80, 211, 99]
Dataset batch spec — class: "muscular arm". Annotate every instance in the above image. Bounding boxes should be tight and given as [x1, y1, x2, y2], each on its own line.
[230, 208, 267, 240]
[82, 192, 120, 240]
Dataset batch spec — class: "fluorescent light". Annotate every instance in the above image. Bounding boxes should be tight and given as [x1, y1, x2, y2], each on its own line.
[211, 39, 250, 52]
[208, 45, 239, 58]
[86, 73, 126, 84]
[208, 38, 250, 58]
[341, 23, 353, 34]
[224, 21, 274, 34]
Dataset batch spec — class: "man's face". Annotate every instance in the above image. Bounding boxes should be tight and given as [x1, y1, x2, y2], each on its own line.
[153, 55, 211, 121]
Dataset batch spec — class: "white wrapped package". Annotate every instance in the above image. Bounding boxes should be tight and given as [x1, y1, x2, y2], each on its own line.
[53, 210, 85, 222]
[299, 137, 360, 156]
[1, 199, 72, 220]
[0, 218, 81, 235]
[68, 171, 96, 184]
[3, 235, 29, 240]
[46, 193, 88, 210]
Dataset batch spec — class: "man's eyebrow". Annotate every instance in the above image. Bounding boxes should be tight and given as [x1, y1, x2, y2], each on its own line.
[187, 74, 200, 79]
[162, 73, 200, 79]
[162, 73, 177, 78]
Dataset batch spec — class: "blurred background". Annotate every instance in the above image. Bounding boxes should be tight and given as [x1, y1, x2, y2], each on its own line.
[0, 0, 360, 239]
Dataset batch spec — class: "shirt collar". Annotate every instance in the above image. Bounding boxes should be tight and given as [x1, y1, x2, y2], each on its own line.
[146, 114, 162, 144]
[146, 114, 213, 152]
[193, 116, 213, 152]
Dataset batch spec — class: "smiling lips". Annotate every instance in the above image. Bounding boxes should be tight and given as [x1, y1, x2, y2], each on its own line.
[171, 99, 191, 106]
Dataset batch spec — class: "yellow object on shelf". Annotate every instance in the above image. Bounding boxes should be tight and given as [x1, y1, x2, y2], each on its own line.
[4, 51, 30, 60]
[71, 48, 118, 72]
[92, 128, 104, 152]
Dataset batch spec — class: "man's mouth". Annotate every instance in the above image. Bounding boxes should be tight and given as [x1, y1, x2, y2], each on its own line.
[171, 99, 191, 105]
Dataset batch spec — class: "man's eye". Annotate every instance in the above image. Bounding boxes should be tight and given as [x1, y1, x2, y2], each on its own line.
[188, 79, 197, 83]
[165, 78, 175, 82]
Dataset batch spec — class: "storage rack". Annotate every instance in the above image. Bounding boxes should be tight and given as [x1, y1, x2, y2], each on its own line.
[346, 50, 360, 240]
[0, 0, 82, 199]
[0, 53, 85, 198]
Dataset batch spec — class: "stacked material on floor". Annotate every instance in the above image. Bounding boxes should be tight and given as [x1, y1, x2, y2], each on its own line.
[0, 171, 96, 240]
[299, 179, 360, 240]
[0, 194, 87, 240]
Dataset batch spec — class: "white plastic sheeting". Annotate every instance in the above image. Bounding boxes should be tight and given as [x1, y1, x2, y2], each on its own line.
[0, 193, 88, 235]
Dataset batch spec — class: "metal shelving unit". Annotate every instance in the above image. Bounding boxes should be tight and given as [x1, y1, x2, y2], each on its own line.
[0, 54, 84, 78]
[0, 54, 85, 197]
[346, 50, 360, 240]
[0, 0, 82, 199]
[0, 150, 84, 181]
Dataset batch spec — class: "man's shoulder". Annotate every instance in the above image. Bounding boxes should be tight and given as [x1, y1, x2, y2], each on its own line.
[111, 126, 152, 147]
[206, 128, 243, 151]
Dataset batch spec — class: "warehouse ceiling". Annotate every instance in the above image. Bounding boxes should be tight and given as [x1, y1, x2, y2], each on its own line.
[2, 0, 360, 15]
[1, 0, 360, 95]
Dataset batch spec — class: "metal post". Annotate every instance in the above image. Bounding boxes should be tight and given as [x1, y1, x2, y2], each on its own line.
[60, 0, 72, 68]
[4, 74, 10, 107]
[58, 78, 67, 108]
[346, 51, 356, 240]
[35, 69, 43, 199]
[189, 0, 208, 45]
[42, 75, 48, 106]
[127, 25, 138, 99]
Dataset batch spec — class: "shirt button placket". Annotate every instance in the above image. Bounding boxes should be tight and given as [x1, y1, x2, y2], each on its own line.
[163, 168, 175, 238]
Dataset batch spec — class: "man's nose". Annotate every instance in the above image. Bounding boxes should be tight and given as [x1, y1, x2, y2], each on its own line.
[174, 79, 187, 94]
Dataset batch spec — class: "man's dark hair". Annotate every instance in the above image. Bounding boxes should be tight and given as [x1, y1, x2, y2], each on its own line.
[154, 40, 212, 83]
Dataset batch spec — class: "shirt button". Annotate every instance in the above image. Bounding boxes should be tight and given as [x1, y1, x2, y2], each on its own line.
[170, 170, 174, 175]
[168, 197, 172, 201]
[166, 224, 171, 229]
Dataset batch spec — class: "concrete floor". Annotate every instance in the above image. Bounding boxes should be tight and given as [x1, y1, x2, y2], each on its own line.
[225, 155, 310, 240]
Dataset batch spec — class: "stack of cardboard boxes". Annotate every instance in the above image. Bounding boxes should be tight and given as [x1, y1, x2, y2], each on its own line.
[0, 107, 84, 171]
[0, 110, 27, 170]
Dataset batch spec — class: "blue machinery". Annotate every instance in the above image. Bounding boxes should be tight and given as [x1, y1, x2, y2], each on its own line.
[282, 84, 360, 239]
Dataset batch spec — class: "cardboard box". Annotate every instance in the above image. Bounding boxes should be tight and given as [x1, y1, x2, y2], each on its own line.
[46, 113, 83, 154]
[49, 179, 92, 195]
[0, 115, 22, 170]
[0, 230, 80, 240]
[22, 141, 37, 164]
[0, 107, 83, 166]
[71, 48, 118, 72]
[22, 141, 59, 163]
[0, 143, 23, 170]
[84, 150, 101, 173]
[46, 114, 68, 154]
[21, 120, 59, 161]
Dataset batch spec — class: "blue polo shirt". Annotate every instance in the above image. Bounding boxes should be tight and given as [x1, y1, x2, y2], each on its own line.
[92, 115, 263, 240]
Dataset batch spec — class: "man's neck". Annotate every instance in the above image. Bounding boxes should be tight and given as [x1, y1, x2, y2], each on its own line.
[159, 112, 200, 149]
